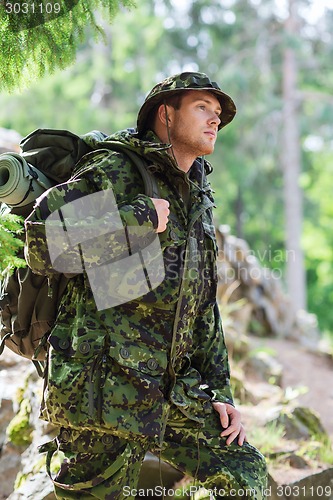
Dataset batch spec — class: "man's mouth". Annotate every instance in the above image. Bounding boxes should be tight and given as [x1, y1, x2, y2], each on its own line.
[205, 130, 216, 139]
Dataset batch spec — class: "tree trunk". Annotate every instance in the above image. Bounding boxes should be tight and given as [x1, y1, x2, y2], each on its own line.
[281, 0, 306, 311]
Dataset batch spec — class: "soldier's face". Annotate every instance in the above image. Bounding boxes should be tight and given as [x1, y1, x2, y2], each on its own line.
[167, 90, 221, 157]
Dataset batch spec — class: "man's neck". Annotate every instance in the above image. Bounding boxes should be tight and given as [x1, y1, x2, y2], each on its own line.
[169, 147, 195, 173]
[151, 128, 195, 173]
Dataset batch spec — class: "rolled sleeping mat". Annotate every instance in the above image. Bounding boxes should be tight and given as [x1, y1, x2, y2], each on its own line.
[0, 152, 54, 217]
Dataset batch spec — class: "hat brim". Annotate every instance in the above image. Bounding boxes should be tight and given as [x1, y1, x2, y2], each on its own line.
[137, 87, 236, 133]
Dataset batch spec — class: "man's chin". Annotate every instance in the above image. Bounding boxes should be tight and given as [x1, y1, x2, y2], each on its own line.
[201, 145, 215, 156]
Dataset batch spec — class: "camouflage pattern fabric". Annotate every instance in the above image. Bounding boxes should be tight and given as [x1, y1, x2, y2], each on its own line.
[25, 129, 234, 440]
[25, 127, 267, 496]
[41, 406, 267, 499]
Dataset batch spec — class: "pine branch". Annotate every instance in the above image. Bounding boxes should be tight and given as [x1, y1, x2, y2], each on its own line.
[0, 207, 26, 277]
[0, 0, 136, 92]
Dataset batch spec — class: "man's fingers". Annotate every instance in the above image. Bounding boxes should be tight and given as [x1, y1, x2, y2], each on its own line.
[213, 402, 246, 446]
[238, 426, 247, 446]
[220, 408, 229, 429]
[212, 402, 229, 428]
[150, 198, 170, 233]
[226, 430, 239, 446]
[221, 424, 246, 446]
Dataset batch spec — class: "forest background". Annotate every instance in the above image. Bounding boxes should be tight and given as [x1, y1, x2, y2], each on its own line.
[0, 0, 332, 337]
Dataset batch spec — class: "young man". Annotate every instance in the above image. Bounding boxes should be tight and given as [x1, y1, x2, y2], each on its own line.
[25, 72, 267, 499]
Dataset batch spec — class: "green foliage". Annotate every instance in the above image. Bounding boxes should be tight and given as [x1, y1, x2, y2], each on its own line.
[302, 150, 333, 333]
[303, 437, 333, 465]
[247, 420, 286, 459]
[0, 0, 135, 93]
[6, 398, 33, 446]
[249, 420, 333, 468]
[0, 206, 26, 279]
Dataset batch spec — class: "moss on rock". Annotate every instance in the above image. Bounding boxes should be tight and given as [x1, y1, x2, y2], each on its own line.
[6, 398, 33, 446]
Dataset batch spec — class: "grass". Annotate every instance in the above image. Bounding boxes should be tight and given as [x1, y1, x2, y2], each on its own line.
[246, 420, 287, 458]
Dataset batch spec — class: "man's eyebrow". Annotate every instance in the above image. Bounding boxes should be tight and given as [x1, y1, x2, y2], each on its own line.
[194, 97, 222, 113]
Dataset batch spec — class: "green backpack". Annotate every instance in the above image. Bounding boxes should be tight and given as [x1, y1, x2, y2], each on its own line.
[0, 129, 159, 375]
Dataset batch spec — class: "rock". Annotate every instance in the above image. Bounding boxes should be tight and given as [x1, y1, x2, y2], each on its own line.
[284, 467, 333, 499]
[243, 381, 284, 407]
[292, 407, 327, 437]
[267, 474, 287, 500]
[292, 309, 322, 351]
[7, 470, 56, 500]
[228, 302, 254, 338]
[0, 443, 24, 498]
[230, 368, 257, 404]
[6, 398, 33, 447]
[0, 398, 15, 448]
[0, 355, 32, 498]
[287, 453, 309, 469]
[245, 351, 283, 386]
[215, 226, 321, 344]
[276, 406, 328, 441]
[224, 322, 250, 359]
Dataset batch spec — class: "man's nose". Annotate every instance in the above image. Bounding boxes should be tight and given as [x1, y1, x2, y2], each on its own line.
[209, 113, 221, 127]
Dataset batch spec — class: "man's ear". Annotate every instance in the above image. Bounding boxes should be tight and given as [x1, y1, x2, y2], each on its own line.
[157, 103, 173, 126]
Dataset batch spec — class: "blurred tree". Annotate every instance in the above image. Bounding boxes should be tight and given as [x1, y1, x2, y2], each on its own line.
[302, 150, 333, 332]
[280, 0, 333, 313]
[0, 0, 135, 92]
[281, 0, 306, 311]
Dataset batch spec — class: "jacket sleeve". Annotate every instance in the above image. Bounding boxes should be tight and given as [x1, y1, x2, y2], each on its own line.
[24, 151, 158, 276]
[191, 301, 234, 406]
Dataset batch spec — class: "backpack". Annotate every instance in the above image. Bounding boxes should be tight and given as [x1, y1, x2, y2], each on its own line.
[0, 128, 159, 375]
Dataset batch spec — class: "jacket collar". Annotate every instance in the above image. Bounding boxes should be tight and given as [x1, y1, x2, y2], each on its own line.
[105, 128, 213, 177]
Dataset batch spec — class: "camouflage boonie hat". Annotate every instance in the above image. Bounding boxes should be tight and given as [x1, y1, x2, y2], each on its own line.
[137, 71, 236, 133]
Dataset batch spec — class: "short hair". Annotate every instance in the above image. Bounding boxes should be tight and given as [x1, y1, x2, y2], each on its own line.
[144, 91, 186, 133]
[163, 92, 184, 110]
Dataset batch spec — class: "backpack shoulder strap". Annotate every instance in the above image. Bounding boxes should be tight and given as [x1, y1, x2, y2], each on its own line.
[101, 141, 160, 199]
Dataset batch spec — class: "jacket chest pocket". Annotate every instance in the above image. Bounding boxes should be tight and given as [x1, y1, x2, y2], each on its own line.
[158, 213, 186, 250]
[203, 219, 218, 259]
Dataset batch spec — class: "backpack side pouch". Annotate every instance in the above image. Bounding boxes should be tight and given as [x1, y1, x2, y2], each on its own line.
[0, 268, 68, 361]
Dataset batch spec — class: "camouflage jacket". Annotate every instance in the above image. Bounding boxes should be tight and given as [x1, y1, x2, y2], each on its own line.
[24, 129, 234, 445]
